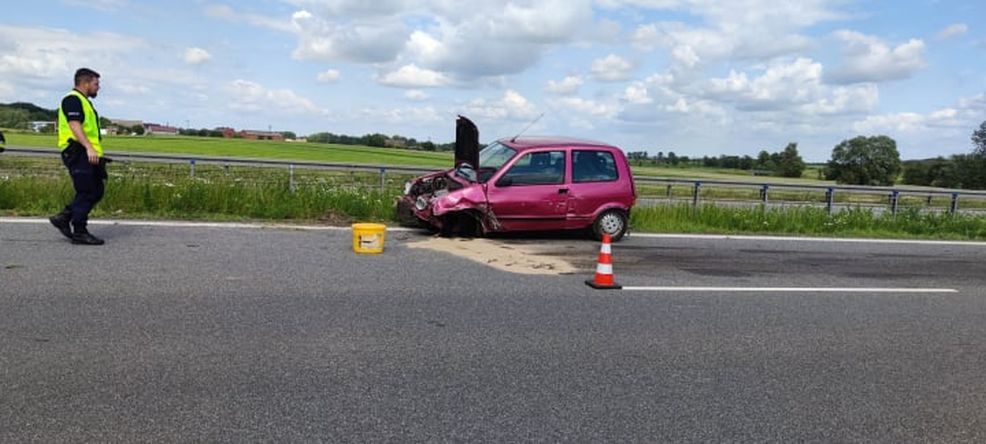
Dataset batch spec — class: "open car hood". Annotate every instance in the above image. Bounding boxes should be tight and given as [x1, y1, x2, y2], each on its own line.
[454, 115, 479, 170]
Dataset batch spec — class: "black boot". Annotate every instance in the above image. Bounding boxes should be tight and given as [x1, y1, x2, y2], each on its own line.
[71, 231, 105, 246]
[49, 209, 73, 240]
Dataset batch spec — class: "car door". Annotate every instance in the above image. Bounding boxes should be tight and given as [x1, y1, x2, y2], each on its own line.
[486, 150, 568, 231]
[566, 149, 623, 228]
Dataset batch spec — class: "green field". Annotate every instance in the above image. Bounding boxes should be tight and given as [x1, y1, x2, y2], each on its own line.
[4, 131, 454, 168]
[4, 155, 986, 240]
[5, 131, 835, 183]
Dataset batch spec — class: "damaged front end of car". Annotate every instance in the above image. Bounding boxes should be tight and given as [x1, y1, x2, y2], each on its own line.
[396, 174, 499, 236]
[395, 116, 501, 236]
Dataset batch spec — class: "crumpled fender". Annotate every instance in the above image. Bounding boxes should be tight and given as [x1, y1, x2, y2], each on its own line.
[430, 185, 487, 217]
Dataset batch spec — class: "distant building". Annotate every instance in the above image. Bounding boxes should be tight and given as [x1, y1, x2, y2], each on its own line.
[29, 121, 55, 132]
[239, 130, 284, 141]
[144, 123, 179, 135]
[107, 119, 144, 136]
[216, 127, 236, 138]
[110, 119, 143, 129]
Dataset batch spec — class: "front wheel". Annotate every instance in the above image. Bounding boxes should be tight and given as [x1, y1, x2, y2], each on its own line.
[591, 209, 627, 241]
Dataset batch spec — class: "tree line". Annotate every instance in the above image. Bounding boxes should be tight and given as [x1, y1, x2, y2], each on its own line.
[898, 121, 986, 189]
[628, 142, 806, 178]
[5, 100, 985, 190]
[824, 122, 986, 189]
[0, 102, 57, 129]
[307, 132, 454, 151]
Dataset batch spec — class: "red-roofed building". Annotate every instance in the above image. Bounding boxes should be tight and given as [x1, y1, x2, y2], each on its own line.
[144, 123, 179, 135]
[240, 130, 284, 141]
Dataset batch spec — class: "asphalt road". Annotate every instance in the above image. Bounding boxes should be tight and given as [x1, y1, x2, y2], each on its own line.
[2, 220, 985, 442]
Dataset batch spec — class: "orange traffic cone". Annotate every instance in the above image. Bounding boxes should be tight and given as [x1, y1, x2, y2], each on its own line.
[585, 233, 622, 290]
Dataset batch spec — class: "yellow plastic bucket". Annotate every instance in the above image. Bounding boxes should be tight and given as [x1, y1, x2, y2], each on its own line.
[352, 223, 386, 254]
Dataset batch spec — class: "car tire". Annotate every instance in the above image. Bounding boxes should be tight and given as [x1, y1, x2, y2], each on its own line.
[591, 209, 627, 242]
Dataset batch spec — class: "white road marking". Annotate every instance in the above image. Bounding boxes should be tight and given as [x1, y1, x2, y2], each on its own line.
[621, 286, 958, 293]
[628, 232, 986, 247]
[2, 217, 985, 247]
[0, 217, 416, 232]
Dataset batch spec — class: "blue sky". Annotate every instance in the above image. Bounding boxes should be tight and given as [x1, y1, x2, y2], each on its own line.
[1, 0, 984, 161]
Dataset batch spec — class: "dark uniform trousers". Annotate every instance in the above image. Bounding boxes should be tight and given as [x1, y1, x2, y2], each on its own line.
[57, 143, 107, 232]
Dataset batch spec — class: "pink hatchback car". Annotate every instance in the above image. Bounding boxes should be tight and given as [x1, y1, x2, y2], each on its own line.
[396, 117, 636, 240]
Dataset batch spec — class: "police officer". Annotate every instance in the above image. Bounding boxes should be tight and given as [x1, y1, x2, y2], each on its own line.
[49, 68, 107, 245]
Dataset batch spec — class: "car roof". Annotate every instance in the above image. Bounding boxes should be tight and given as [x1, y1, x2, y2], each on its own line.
[498, 136, 618, 151]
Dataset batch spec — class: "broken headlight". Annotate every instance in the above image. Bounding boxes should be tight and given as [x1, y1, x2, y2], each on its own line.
[415, 196, 428, 211]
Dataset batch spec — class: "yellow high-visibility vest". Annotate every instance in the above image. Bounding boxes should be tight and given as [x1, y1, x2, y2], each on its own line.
[57, 89, 103, 157]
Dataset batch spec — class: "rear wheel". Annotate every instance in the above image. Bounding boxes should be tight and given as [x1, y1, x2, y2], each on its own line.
[591, 209, 627, 241]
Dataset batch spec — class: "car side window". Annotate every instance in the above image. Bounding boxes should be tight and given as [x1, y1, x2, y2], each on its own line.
[498, 151, 565, 186]
[573, 150, 618, 183]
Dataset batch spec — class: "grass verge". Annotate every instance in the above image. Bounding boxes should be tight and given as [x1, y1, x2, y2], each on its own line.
[3, 155, 985, 240]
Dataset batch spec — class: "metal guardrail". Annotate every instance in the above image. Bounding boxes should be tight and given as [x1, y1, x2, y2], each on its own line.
[633, 177, 986, 215]
[4, 146, 986, 215]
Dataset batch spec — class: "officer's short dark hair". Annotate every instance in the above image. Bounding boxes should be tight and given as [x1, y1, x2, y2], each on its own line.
[74, 68, 101, 86]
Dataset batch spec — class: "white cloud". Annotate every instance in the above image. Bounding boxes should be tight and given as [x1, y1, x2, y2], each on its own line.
[462, 90, 539, 121]
[546, 75, 583, 95]
[705, 57, 878, 114]
[936, 23, 968, 41]
[290, 9, 407, 63]
[630, 23, 661, 51]
[853, 93, 985, 134]
[553, 96, 619, 118]
[0, 81, 14, 101]
[623, 82, 653, 104]
[357, 105, 442, 124]
[316, 69, 341, 83]
[183, 47, 212, 65]
[0, 25, 143, 83]
[594, 0, 681, 9]
[626, 0, 842, 66]
[663, 97, 723, 116]
[377, 64, 451, 88]
[204, 4, 296, 33]
[211, 1, 594, 81]
[226, 79, 322, 115]
[404, 89, 428, 101]
[591, 54, 634, 82]
[671, 45, 700, 68]
[828, 30, 925, 84]
[283, 0, 410, 18]
[62, 0, 128, 12]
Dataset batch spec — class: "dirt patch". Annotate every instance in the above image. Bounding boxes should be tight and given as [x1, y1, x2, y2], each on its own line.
[405, 237, 577, 275]
[318, 211, 355, 226]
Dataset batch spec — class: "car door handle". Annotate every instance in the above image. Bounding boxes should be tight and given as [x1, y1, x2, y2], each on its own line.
[558, 188, 569, 194]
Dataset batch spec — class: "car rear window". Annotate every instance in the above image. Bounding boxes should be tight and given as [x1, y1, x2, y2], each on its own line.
[573, 150, 618, 183]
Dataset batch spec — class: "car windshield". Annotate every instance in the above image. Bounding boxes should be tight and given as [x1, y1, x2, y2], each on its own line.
[479, 142, 516, 172]
[472, 142, 517, 183]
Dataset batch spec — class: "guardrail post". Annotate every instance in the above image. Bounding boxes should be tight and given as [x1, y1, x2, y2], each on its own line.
[890, 190, 899, 218]
[761, 184, 769, 205]
[666, 184, 673, 202]
[825, 187, 834, 215]
[380, 167, 386, 193]
[289, 164, 295, 193]
[950, 193, 959, 215]
[189, 159, 196, 178]
[692, 181, 701, 208]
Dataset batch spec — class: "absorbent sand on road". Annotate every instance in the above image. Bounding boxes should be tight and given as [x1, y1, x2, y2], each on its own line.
[405, 236, 577, 275]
